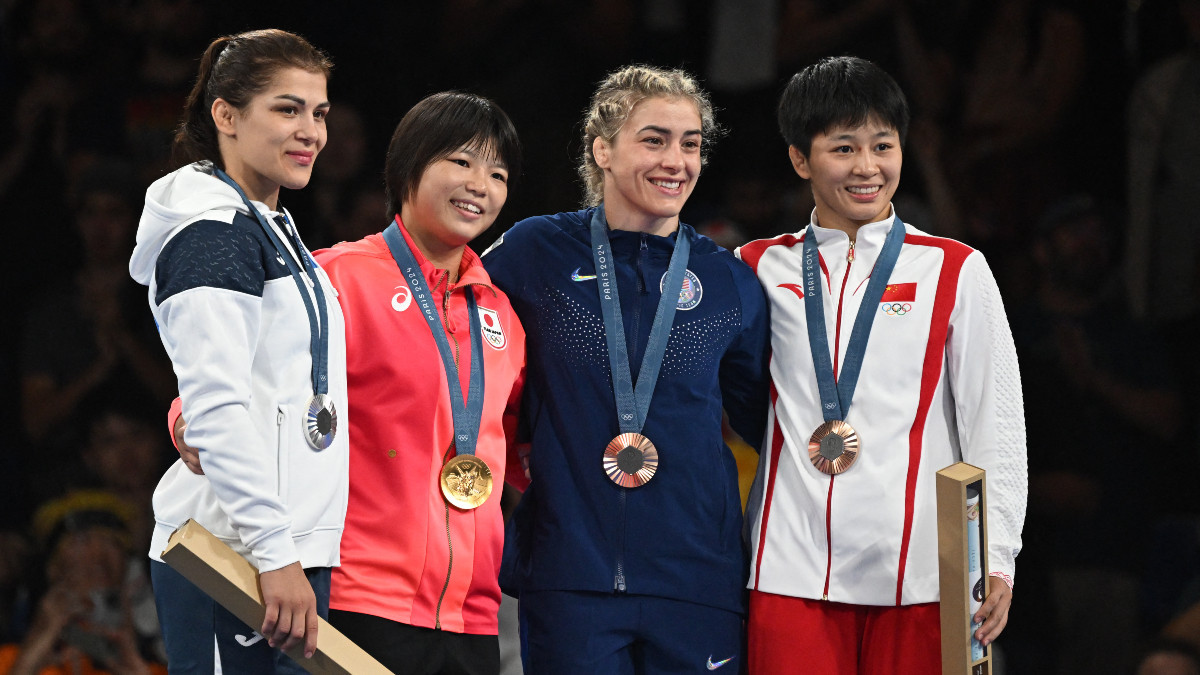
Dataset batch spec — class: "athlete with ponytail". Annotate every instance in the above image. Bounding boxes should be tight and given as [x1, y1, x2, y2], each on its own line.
[128, 29, 348, 672]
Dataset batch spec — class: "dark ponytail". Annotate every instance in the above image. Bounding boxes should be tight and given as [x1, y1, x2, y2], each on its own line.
[171, 29, 333, 169]
[172, 36, 232, 168]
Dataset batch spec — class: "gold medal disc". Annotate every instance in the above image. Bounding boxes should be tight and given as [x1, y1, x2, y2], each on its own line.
[603, 433, 659, 487]
[808, 420, 860, 474]
[440, 455, 493, 509]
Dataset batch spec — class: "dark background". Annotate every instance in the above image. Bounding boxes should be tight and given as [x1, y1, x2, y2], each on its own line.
[3, 0, 1200, 672]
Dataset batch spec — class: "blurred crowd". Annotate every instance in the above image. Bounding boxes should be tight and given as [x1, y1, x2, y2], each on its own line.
[2, 0, 1200, 672]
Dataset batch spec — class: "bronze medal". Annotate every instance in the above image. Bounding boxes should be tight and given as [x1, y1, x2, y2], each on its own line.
[440, 455, 493, 509]
[305, 394, 337, 450]
[808, 420, 860, 474]
[603, 433, 659, 487]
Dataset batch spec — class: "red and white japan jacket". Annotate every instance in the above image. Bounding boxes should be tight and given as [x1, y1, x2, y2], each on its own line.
[318, 221, 526, 634]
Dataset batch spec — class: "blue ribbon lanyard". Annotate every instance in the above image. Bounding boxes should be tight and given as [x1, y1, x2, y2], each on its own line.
[214, 169, 329, 397]
[382, 222, 485, 456]
[589, 205, 690, 434]
[802, 215, 906, 422]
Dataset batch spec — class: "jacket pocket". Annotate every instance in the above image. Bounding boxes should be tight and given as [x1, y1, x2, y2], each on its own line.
[711, 441, 737, 553]
[276, 405, 290, 500]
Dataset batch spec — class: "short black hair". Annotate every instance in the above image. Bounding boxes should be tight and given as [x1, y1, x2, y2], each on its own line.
[384, 91, 522, 217]
[778, 56, 910, 157]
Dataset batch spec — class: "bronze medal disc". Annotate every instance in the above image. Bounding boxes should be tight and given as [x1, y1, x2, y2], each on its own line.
[603, 433, 659, 488]
[808, 420, 860, 475]
[440, 455, 493, 509]
[305, 394, 337, 450]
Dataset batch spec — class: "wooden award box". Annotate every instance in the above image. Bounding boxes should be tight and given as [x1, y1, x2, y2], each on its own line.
[162, 520, 393, 675]
[936, 462, 992, 675]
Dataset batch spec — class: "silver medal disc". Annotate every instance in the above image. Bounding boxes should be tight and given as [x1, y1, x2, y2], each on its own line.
[305, 394, 337, 450]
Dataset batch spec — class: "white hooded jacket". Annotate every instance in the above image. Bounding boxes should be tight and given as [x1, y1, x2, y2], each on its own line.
[130, 162, 349, 572]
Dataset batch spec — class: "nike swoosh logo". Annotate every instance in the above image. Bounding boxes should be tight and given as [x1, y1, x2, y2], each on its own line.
[571, 268, 597, 282]
[707, 655, 735, 670]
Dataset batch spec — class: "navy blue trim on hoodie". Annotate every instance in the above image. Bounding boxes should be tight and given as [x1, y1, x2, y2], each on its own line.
[154, 215, 292, 305]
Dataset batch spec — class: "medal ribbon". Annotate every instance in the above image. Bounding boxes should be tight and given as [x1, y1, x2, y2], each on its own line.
[803, 215, 905, 421]
[382, 221, 485, 456]
[589, 205, 690, 433]
[214, 169, 329, 397]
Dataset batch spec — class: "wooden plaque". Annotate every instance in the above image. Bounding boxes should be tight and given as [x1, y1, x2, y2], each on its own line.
[161, 520, 393, 675]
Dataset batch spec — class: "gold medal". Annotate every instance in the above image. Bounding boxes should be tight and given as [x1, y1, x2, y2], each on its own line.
[305, 394, 337, 450]
[808, 420, 860, 474]
[440, 455, 493, 509]
[603, 433, 659, 487]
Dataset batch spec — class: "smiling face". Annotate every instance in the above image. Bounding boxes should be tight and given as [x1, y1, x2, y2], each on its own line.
[400, 145, 509, 264]
[594, 96, 703, 236]
[790, 117, 902, 236]
[214, 66, 329, 209]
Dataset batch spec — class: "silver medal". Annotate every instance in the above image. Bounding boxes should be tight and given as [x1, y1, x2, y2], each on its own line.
[305, 394, 337, 450]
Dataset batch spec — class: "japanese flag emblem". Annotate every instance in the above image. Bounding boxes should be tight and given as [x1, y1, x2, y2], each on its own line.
[478, 306, 506, 350]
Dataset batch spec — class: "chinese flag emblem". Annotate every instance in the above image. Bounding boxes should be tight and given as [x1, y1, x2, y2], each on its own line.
[881, 283, 916, 302]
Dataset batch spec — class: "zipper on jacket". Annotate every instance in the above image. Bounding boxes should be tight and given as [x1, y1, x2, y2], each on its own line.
[823, 239, 855, 599]
[276, 409, 286, 495]
[629, 234, 649, 374]
[614, 488, 627, 592]
[832, 244, 852, 387]
[822, 475, 835, 600]
[637, 234, 649, 292]
[433, 271, 462, 631]
[613, 235, 649, 591]
[436, 270, 461, 368]
[434, 497, 453, 629]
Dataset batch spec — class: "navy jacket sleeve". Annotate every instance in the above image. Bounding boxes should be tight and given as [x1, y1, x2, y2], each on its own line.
[480, 222, 528, 299]
[718, 255, 771, 451]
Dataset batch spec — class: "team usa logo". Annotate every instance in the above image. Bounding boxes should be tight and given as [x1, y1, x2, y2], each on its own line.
[879, 282, 916, 316]
[660, 269, 703, 310]
[478, 307, 507, 349]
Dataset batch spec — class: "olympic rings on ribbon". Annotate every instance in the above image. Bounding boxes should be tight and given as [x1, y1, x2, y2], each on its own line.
[879, 302, 912, 316]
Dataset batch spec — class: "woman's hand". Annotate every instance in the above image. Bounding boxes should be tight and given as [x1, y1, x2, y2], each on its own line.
[174, 415, 205, 475]
[259, 562, 318, 659]
[973, 580, 1012, 646]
